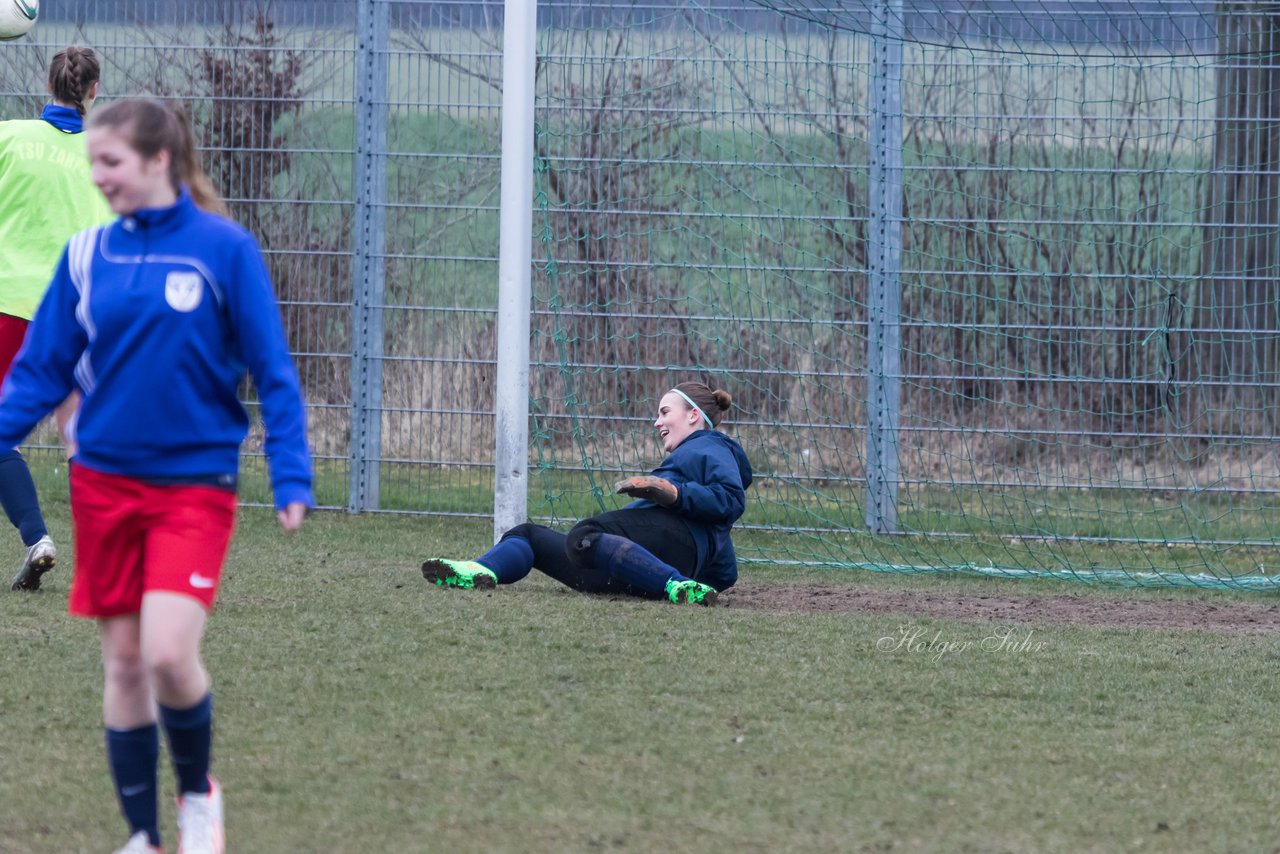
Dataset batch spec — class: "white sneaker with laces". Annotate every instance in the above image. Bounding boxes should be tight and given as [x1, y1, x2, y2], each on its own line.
[176, 776, 224, 854]
[10, 534, 55, 591]
[113, 831, 162, 854]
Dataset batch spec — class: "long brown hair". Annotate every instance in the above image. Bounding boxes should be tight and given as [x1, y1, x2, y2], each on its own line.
[673, 381, 733, 428]
[48, 45, 100, 116]
[88, 98, 228, 217]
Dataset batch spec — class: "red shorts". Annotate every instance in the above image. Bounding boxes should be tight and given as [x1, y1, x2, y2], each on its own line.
[0, 313, 30, 382]
[68, 463, 238, 618]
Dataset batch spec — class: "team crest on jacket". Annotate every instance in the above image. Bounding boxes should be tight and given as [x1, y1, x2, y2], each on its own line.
[165, 271, 204, 312]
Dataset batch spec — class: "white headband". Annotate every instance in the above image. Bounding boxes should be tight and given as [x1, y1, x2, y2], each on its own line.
[671, 388, 712, 430]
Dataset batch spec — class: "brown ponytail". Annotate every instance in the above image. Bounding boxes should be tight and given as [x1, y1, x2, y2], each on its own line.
[88, 99, 228, 217]
[169, 103, 227, 216]
[47, 45, 101, 116]
[673, 381, 733, 428]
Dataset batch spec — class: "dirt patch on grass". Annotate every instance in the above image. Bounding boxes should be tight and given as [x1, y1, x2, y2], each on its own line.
[720, 582, 1280, 633]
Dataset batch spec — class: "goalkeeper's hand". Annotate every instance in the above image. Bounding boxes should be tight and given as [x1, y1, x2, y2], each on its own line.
[613, 475, 679, 507]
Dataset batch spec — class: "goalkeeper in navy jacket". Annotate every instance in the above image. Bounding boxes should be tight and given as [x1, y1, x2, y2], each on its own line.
[422, 381, 752, 607]
[0, 98, 312, 854]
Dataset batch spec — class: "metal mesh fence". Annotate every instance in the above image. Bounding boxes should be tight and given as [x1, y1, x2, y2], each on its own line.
[5, 0, 1280, 587]
[1, 0, 507, 513]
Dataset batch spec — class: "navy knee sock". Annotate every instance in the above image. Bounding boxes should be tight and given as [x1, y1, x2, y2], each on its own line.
[476, 536, 535, 584]
[590, 533, 689, 595]
[159, 693, 213, 796]
[105, 723, 161, 847]
[0, 450, 46, 546]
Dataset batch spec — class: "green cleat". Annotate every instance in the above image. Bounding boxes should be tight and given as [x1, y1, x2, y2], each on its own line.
[421, 558, 498, 589]
[665, 578, 719, 606]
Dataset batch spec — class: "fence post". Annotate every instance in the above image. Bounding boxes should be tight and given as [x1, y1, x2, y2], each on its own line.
[493, 0, 538, 540]
[350, 0, 389, 512]
[865, 0, 904, 534]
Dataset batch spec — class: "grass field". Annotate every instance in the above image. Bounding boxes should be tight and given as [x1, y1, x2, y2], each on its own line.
[21, 450, 1280, 586]
[3, 497, 1279, 853]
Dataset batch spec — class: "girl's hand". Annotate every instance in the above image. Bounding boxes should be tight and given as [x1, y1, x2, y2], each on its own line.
[278, 502, 309, 532]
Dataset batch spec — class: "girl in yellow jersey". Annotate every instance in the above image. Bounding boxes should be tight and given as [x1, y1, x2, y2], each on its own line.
[0, 45, 111, 590]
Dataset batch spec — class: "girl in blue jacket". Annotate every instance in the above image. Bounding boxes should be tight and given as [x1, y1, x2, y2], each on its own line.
[0, 98, 313, 854]
[422, 382, 752, 606]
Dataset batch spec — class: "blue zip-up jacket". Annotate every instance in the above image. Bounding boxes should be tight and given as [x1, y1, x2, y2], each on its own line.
[626, 429, 753, 590]
[0, 190, 313, 510]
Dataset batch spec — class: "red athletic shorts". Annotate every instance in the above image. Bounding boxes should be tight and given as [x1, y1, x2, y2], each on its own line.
[68, 463, 238, 618]
[0, 313, 30, 382]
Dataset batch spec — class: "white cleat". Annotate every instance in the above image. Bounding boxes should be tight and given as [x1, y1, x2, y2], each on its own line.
[10, 535, 55, 591]
[113, 831, 163, 853]
[177, 776, 225, 854]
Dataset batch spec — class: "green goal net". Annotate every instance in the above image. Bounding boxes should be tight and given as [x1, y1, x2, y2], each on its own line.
[527, 0, 1280, 590]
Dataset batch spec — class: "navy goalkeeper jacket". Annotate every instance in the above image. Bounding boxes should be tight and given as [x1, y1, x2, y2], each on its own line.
[626, 428, 753, 589]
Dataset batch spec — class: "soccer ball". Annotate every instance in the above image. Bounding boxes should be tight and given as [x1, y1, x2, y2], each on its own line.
[0, 0, 38, 41]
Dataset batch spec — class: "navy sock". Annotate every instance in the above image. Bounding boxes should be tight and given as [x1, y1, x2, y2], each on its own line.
[590, 533, 689, 595]
[105, 723, 161, 847]
[0, 450, 46, 546]
[476, 536, 535, 584]
[159, 693, 213, 796]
